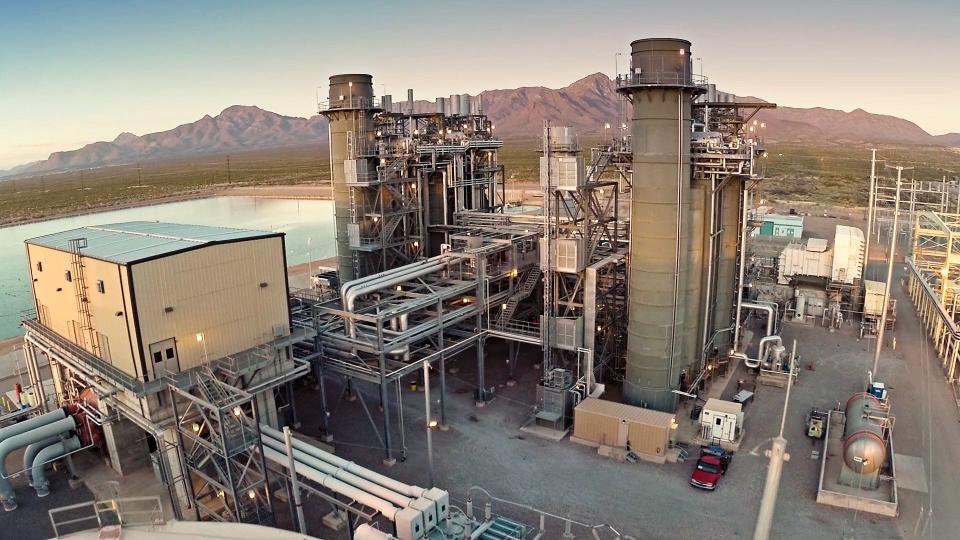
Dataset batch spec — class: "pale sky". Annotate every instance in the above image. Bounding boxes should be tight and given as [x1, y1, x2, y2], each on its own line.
[1, 0, 958, 169]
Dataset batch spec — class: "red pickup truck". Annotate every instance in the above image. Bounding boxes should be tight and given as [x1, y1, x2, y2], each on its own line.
[689, 450, 730, 491]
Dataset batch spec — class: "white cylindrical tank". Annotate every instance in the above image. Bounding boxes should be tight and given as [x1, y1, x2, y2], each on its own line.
[450, 94, 461, 115]
[460, 94, 471, 116]
[435, 98, 445, 114]
[842, 392, 887, 474]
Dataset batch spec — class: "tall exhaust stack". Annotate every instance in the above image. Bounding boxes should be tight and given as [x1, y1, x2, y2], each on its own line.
[320, 74, 378, 282]
[618, 38, 702, 411]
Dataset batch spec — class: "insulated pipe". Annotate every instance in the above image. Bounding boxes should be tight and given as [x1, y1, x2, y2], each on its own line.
[340, 256, 443, 305]
[733, 185, 749, 349]
[741, 302, 776, 337]
[260, 424, 425, 498]
[0, 407, 66, 444]
[344, 258, 454, 312]
[31, 435, 82, 497]
[259, 432, 413, 508]
[261, 446, 401, 520]
[23, 435, 62, 481]
[737, 335, 783, 369]
[341, 257, 452, 339]
[0, 415, 77, 510]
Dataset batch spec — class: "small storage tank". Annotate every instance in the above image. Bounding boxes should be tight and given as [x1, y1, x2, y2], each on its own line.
[460, 94, 471, 116]
[450, 94, 461, 115]
[842, 392, 887, 474]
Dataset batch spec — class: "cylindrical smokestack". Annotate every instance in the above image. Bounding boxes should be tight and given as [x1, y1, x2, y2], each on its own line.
[320, 74, 377, 282]
[407, 89, 414, 114]
[620, 38, 699, 412]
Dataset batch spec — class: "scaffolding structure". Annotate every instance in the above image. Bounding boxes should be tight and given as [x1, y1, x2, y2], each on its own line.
[322, 84, 505, 280]
[538, 126, 627, 383]
[22, 317, 312, 523]
[169, 366, 274, 524]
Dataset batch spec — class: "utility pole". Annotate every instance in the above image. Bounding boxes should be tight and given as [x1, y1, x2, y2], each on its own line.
[873, 165, 911, 376]
[137, 162, 142, 188]
[226, 155, 232, 184]
[752, 340, 796, 540]
[864, 149, 877, 277]
[80, 170, 85, 190]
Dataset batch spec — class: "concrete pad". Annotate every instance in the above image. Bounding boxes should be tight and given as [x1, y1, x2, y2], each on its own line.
[893, 453, 928, 493]
[518, 420, 568, 441]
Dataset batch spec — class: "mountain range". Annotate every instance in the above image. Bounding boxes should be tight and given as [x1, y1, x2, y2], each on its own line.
[4, 73, 958, 177]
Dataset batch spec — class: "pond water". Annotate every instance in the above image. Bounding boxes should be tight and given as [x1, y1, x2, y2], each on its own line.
[0, 197, 336, 340]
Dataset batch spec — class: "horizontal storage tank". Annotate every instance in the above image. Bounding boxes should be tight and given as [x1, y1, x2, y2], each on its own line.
[842, 392, 887, 474]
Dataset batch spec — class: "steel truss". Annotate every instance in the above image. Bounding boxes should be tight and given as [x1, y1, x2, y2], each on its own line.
[169, 367, 274, 524]
[908, 211, 960, 388]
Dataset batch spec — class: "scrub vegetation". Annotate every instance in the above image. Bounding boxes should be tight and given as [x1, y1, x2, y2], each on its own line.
[2, 140, 959, 226]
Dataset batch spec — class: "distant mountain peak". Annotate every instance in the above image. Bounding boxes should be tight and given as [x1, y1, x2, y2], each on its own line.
[2, 73, 950, 178]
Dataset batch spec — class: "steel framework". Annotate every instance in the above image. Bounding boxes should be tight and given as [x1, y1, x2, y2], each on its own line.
[908, 211, 960, 388]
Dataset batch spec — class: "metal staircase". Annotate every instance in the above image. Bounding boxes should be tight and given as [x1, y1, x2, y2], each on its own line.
[171, 366, 273, 524]
[499, 267, 541, 322]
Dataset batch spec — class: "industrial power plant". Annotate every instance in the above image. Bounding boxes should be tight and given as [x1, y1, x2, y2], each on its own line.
[3, 36, 950, 540]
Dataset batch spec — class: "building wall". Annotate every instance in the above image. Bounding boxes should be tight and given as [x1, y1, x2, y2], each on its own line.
[131, 236, 289, 376]
[26, 244, 140, 378]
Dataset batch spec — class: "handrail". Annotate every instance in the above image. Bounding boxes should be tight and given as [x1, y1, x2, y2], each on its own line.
[616, 72, 708, 89]
[907, 256, 960, 338]
[49, 496, 164, 538]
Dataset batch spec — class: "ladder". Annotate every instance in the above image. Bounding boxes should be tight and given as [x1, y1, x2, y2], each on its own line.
[68, 238, 100, 357]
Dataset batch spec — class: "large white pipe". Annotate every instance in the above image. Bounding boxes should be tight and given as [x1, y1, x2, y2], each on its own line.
[31, 435, 82, 497]
[0, 408, 66, 444]
[345, 258, 452, 311]
[340, 257, 436, 301]
[0, 415, 76, 510]
[260, 433, 413, 507]
[737, 335, 783, 369]
[261, 446, 401, 519]
[23, 435, 62, 477]
[741, 302, 775, 337]
[260, 424, 425, 498]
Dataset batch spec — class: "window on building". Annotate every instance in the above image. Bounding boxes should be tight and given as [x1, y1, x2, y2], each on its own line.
[165, 347, 174, 359]
[65, 270, 72, 282]
[36, 261, 42, 272]
[96, 280, 105, 294]
[153, 351, 163, 363]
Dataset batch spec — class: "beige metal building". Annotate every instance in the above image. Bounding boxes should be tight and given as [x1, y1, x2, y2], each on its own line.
[571, 397, 676, 463]
[21, 222, 306, 518]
